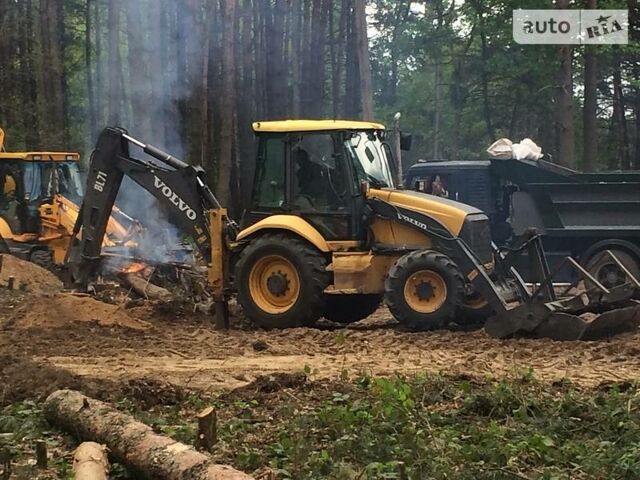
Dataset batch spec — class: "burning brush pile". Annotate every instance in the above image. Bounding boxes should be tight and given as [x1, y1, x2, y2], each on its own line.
[98, 255, 214, 313]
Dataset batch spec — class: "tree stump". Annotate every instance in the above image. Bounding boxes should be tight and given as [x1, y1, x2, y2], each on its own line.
[195, 407, 217, 452]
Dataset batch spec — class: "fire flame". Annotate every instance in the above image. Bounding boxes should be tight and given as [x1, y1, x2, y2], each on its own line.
[121, 262, 147, 274]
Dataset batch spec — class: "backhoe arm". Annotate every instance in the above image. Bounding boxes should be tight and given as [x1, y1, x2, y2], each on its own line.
[67, 127, 224, 289]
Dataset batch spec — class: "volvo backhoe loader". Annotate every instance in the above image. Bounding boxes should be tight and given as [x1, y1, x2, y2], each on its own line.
[66, 124, 640, 340]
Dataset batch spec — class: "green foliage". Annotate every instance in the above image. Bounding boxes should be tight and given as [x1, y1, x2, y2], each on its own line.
[370, 0, 640, 170]
[207, 374, 640, 479]
[0, 401, 73, 479]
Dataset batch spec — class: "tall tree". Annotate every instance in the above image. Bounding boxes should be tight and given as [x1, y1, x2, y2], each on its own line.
[107, 0, 123, 125]
[354, 0, 373, 119]
[582, 0, 598, 172]
[217, 0, 237, 208]
[554, 0, 575, 168]
[610, 49, 631, 170]
[85, 0, 97, 139]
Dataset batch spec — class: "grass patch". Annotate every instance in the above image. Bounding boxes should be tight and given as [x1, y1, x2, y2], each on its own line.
[204, 372, 640, 479]
[7, 372, 640, 479]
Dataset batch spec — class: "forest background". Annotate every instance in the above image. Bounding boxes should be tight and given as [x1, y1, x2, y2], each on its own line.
[0, 0, 638, 211]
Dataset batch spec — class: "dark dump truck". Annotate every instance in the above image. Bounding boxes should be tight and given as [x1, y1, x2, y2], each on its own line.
[405, 157, 640, 284]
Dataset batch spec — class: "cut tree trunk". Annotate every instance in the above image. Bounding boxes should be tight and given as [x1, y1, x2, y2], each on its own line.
[73, 442, 109, 480]
[44, 390, 253, 480]
[120, 273, 172, 301]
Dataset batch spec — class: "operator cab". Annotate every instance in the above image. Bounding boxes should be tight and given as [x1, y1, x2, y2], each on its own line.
[0, 151, 83, 236]
[246, 120, 395, 240]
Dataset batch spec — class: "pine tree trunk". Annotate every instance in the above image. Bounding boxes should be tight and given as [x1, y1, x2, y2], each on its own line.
[95, 0, 104, 127]
[353, 0, 373, 120]
[266, 0, 287, 117]
[85, 0, 97, 140]
[107, 0, 123, 125]
[217, 0, 237, 209]
[582, 0, 598, 172]
[476, 0, 495, 143]
[554, 0, 575, 168]
[147, 4, 166, 147]
[635, 63, 640, 170]
[611, 50, 631, 169]
[344, 0, 359, 117]
[126, 0, 151, 138]
[22, 0, 40, 148]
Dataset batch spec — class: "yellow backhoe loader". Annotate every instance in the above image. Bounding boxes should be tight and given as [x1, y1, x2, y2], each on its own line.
[0, 127, 139, 267]
[66, 123, 640, 340]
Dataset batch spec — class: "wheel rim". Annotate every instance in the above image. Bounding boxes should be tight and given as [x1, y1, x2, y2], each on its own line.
[249, 255, 300, 314]
[403, 270, 448, 314]
[464, 293, 488, 311]
[595, 262, 627, 289]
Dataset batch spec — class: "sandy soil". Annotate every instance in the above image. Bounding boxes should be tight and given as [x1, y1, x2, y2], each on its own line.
[1, 255, 639, 405]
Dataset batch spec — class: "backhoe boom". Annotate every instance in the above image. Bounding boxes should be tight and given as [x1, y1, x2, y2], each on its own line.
[66, 127, 224, 290]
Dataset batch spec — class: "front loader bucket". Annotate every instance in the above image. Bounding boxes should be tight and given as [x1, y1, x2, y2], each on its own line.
[485, 249, 640, 341]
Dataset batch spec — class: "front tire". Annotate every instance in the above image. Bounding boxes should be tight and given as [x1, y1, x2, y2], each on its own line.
[385, 250, 464, 330]
[30, 249, 55, 270]
[235, 233, 330, 329]
[323, 294, 382, 323]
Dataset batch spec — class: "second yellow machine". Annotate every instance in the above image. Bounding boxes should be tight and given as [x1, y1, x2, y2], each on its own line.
[66, 122, 640, 340]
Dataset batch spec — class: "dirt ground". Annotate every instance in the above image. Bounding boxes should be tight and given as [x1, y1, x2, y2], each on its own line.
[1, 255, 639, 406]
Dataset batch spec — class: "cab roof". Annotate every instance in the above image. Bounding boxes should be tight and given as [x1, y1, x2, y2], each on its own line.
[0, 152, 80, 162]
[252, 120, 386, 133]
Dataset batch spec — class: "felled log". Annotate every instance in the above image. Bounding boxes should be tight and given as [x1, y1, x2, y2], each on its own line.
[120, 272, 172, 301]
[44, 390, 252, 480]
[73, 442, 109, 480]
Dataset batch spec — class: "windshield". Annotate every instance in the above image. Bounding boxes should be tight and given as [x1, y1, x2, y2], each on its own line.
[345, 132, 395, 189]
[38, 161, 84, 203]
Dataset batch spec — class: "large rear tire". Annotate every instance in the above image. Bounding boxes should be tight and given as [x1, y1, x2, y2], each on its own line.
[585, 249, 640, 289]
[385, 250, 464, 330]
[235, 233, 330, 329]
[323, 294, 382, 324]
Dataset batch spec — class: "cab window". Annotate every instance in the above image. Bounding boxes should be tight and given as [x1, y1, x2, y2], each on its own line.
[253, 136, 285, 209]
[291, 133, 349, 212]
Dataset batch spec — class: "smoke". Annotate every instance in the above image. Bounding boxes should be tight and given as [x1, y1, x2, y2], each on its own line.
[96, 0, 209, 264]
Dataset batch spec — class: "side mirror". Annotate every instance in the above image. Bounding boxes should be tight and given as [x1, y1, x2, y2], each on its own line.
[400, 133, 412, 151]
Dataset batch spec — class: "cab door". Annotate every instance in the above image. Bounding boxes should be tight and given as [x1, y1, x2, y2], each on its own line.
[243, 132, 360, 241]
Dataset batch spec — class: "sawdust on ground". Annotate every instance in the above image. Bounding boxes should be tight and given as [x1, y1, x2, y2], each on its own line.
[9, 293, 150, 330]
[1, 255, 639, 402]
[26, 308, 640, 393]
[0, 254, 62, 293]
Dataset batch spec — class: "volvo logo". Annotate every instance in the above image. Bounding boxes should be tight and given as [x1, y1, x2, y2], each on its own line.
[398, 212, 428, 231]
[154, 176, 197, 220]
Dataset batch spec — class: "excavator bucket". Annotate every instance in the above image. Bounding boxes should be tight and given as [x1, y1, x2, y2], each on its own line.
[485, 250, 640, 341]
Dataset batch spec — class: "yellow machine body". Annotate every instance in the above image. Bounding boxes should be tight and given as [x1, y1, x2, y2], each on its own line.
[0, 128, 135, 265]
[234, 191, 476, 296]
